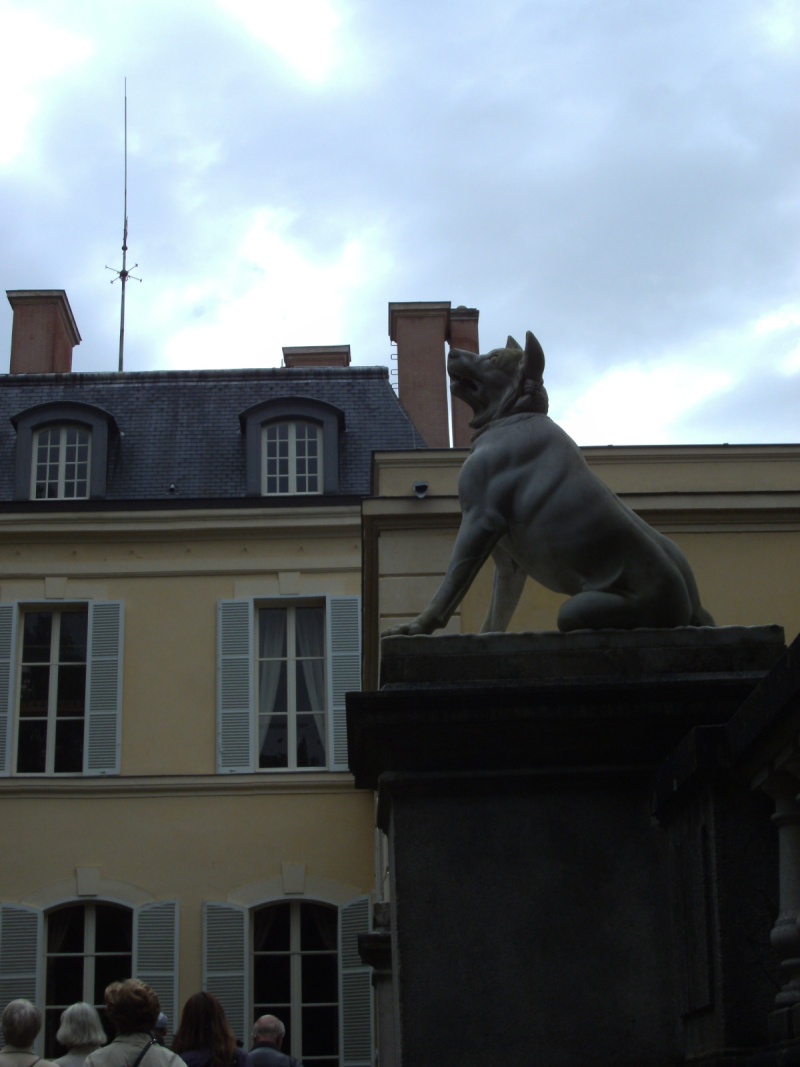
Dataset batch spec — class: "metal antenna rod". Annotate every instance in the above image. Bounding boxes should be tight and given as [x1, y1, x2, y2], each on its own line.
[106, 78, 141, 372]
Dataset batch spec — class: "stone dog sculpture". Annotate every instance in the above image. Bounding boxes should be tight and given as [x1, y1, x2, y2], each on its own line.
[388, 331, 715, 635]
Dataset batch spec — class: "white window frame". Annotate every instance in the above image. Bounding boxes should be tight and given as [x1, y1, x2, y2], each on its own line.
[217, 596, 360, 774]
[203, 896, 373, 1066]
[261, 420, 323, 496]
[0, 602, 124, 777]
[30, 424, 91, 501]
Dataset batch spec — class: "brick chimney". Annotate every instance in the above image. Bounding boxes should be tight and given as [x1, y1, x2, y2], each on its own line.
[447, 305, 480, 447]
[282, 344, 351, 368]
[7, 290, 81, 374]
[389, 301, 451, 447]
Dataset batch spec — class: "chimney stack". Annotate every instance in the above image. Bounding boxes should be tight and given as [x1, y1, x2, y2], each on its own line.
[282, 344, 351, 368]
[447, 305, 480, 447]
[7, 290, 80, 374]
[389, 301, 451, 448]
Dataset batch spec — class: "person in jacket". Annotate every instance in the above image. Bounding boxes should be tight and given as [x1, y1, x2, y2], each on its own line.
[54, 1003, 106, 1067]
[0, 1000, 57, 1067]
[83, 981, 185, 1067]
[247, 1017, 300, 1067]
[170, 993, 245, 1067]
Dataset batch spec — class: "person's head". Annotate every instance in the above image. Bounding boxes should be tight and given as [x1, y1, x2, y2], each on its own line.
[172, 992, 235, 1067]
[251, 1015, 285, 1049]
[56, 1002, 106, 1050]
[154, 1013, 168, 1038]
[2, 1000, 42, 1049]
[103, 980, 160, 1036]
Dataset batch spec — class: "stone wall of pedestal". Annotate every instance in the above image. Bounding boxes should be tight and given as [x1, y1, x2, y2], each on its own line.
[347, 627, 787, 1067]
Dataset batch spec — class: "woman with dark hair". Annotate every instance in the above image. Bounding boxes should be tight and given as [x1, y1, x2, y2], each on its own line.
[171, 994, 245, 1067]
[83, 981, 185, 1067]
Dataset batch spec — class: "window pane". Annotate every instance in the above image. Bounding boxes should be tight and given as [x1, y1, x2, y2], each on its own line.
[23, 612, 52, 662]
[302, 1005, 338, 1056]
[59, 611, 88, 661]
[258, 610, 287, 658]
[95, 905, 133, 952]
[296, 663, 324, 712]
[19, 664, 50, 716]
[54, 719, 83, 773]
[48, 905, 85, 952]
[296, 716, 325, 768]
[301, 905, 337, 952]
[56, 664, 86, 716]
[46, 956, 83, 1006]
[301, 955, 338, 1003]
[253, 955, 291, 1004]
[258, 715, 288, 768]
[94, 953, 133, 1001]
[17, 720, 47, 773]
[254, 904, 290, 951]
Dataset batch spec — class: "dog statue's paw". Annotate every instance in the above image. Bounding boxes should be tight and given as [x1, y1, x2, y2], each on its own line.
[382, 617, 434, 637]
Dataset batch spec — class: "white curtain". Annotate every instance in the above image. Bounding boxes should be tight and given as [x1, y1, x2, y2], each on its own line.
[296, 608, 325, 745]
[257, 610, 286, 756]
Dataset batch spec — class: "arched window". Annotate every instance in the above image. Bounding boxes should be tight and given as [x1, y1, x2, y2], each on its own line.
[253, 901, 338, 1066]
[262, 421, 322, 496]
[31, 424, 91, 499]
[44, 902, 133, 1056]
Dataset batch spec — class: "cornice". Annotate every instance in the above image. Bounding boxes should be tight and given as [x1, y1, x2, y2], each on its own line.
[0, 772, 370, 799]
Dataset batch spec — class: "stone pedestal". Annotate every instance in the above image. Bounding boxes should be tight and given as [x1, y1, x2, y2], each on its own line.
[347, 627, 785, 1067]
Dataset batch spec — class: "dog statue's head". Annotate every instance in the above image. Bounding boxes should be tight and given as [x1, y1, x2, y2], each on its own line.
[447, 330, 549, 433]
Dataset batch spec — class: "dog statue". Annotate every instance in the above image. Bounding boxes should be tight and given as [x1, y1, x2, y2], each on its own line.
[387, 330, 715, 635]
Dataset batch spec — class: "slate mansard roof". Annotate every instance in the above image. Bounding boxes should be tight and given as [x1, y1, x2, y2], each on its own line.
[0, 365, 424, 506]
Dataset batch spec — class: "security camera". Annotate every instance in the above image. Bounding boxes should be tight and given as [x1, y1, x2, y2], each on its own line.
[413, 482, 429, 499]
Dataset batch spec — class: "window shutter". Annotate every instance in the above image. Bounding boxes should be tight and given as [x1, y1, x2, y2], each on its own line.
[217, 601, 254, 773]
[134, 901, 178, 1039]
[327, 597, 361, 771]
[85, 601, 124, 774]
[203, 903, 248, 1046]
[0, 905, 42, 1013]
[338, 896, 373, 1067]
[0, 605, 16, 776]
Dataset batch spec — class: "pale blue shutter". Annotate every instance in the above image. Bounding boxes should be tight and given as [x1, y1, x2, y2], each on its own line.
[339, 896, 373, 1067]
[327, 597, 361, 771]
[217, 601, 254, 773]
[84, 601, 123, 774]
[0, 605, 16, 776]
[0, 905, 42, 1011]
[203, 903, 248, 1045]
[134, 901, 178, 1038]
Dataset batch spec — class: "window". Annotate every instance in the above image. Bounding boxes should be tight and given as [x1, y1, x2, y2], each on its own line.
[0, 601, 124, 777]
[262, 422, 322, 496]
[0, 899, 177, 1057]
[258, 605, 325, 769]
[44, 902, 132, 1055]
[203, 897, 372, 1067]
[217, 597, 360, 773]
[17, 608, 87, 773]
[11, 401, 119, 502]
[31, 425, 91, 500]
[239, 398, 344, 497]
[253, 902, 338, 1066]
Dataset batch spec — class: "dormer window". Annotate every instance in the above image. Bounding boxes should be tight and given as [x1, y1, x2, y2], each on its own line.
[32, 424, 91, 499]
[263, 420, 322, 495]
[10, 401, 118, 502]
[240, 397, 345, 497]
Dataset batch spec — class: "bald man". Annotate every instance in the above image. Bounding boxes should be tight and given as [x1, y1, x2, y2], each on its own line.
[248, 1016, 301, 1067]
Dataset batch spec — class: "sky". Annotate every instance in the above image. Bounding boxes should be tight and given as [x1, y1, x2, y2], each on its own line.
[0, 0, 798, 446]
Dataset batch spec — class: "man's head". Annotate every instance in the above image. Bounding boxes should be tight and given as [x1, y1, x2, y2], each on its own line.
[251, 1014, 285, 1048]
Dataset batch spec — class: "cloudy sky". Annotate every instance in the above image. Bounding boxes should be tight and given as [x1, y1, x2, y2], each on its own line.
[1, 0, 798, 445]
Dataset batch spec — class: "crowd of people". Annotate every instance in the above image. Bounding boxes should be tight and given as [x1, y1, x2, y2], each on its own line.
[0, 981, 302, 1067]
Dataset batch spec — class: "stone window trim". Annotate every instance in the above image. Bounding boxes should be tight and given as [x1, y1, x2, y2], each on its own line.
[11, 401, 120, 501]
[239, 397, 345, 496]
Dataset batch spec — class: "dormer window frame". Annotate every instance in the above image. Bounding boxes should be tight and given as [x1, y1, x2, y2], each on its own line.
[10, 401, 119, 501]
[240, 397, 345, 497]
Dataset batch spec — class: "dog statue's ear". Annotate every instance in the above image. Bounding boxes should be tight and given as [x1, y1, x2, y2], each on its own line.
[523, 330, 545, 381]
[506, 335, 523, 350]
